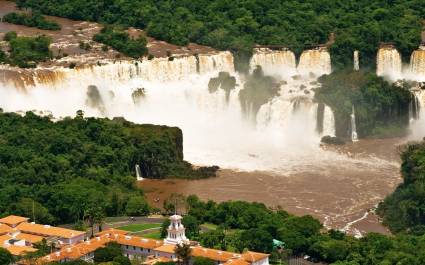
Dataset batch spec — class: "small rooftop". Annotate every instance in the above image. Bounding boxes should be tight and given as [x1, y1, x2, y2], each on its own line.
[241, 251, 270, 262]
[0, 224, 13, 235]
[154, 244, 176, 254]
[4, 245, 38, 256]
[0, 215, 29, 226]
[17, 222, 86, 239]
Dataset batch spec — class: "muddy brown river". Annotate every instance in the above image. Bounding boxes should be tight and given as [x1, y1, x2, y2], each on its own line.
[140, 138, 405, 236]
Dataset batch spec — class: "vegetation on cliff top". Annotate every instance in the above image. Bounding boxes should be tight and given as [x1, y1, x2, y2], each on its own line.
[0, 111, 217, 224]
[3, 11, 61, 30]
[315, 70, 412, 138]
[377, 141, 425, 235]
[93, 26, 148, 58]
[1, 32, 52, 68]
[157, 194, 425, 265]
[14, 0, 424, 68]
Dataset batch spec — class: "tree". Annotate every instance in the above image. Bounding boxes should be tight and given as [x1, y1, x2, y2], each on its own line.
[175, 243, 192, 265]
[161, 219, 171, 238]
[10, 198, 54, 224]
[0, 248, 14, 265]
[237, 228, 273, 253]
[125, 195, 150, 216]
[94, 242, 122, 262]
[193, 257, 215, 265]
[113, 256, 132, 265]
[182, 215, 200, 238]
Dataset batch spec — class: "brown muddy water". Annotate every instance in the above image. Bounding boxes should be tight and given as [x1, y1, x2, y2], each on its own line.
[140, 138, 406, 237]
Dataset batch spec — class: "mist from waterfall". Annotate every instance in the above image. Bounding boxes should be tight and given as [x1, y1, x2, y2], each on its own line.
[0, 50, 349, 173]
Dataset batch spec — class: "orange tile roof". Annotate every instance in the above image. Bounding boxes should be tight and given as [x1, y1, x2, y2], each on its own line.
[0, 215, 29, 226]
[0, 224, 13, 235]
[241, 251, 269, 262]
[40, 234, 113, 263]
[224, 258, 250, 265]
[95, 228, 129, 236]
[16, 233, 44, 244]
[3, 245, 38, 256]
[0, 234, 12, 243]
[154, 244, 176, 254]
[116, 235, 163, 249]
[191, 246, 238, 262]
[17, 223, 86, 239]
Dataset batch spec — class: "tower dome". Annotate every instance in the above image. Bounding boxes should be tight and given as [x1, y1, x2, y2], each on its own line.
[164, 215, 189, 245]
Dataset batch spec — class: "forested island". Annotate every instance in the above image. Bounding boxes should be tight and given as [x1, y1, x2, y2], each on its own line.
[0, 111, 217, 224]
[315, 70, 413, 138]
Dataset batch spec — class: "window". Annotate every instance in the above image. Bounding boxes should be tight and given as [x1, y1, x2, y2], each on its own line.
[133, 246, 136, 250]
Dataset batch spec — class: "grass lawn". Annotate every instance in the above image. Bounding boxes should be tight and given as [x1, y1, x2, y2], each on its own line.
[141, 231, 161, 239]
[117, 223, 161, 232]
[201, 223, 218, 230]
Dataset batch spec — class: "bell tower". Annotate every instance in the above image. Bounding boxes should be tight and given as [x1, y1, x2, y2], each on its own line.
[164, 215, 189, 245]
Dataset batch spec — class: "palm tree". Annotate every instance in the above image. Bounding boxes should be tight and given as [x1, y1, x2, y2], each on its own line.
[175, 243, 192, 265]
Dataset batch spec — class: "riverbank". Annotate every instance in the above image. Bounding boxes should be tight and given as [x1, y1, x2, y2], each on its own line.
[139, 137, 406, 237]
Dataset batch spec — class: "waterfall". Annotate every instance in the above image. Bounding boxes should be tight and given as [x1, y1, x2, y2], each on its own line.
[249, 48, 296, 77]
[0, 49, 339, 173]
[135, 164, 143, 181]
[409, 45, 425, 81]
[297, 48, 332, 76]
[0, 55, 203, 89]
[376, 46, 402, 79]
[198, 51, 235, 74]
[408, 93, 421, 123]
[354, 50, 360, 71]
[351, 105, 358, 142]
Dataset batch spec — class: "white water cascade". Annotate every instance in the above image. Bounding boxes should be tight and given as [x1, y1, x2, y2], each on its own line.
[249, 48, 296, 77]
[376, 46, 402, 79]
[135, 164, 144, 181]
[409, 45, 425, 81]
[351, 105, 359, 142]
[0, 50, 340, 173]
[297, 48, 332, 76]
[198, 51, 235, 74]
[354, 50, 360, 71]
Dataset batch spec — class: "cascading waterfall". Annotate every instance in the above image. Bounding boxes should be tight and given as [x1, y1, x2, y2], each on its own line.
[249, 48, 296, 77]
[135, 164, 144, 181]
[354, 50, 360, 71]
[376, 46, 402, 79]
[409, 45, 425, 81]
[0, 49, 338, 173]
[198, 51, 235, 74]
[408, 88, 425, 140]
[351, 105, 359, 142]
[409, 93, 421, 122]
[297, 48, 332, 76]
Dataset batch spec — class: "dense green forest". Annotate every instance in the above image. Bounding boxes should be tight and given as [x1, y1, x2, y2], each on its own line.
[377, 141, 425, 235]
[0, 111, 217, 224]
[3, 11, 61, 30]
[0, 31, 52, 68]
[315, 70, 412, 138]
[14, 0, 424, 68]
[93, 26, 148, 58]
[156, 195, 425, 265]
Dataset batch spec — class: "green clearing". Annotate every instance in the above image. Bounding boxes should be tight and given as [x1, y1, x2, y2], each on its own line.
[117, 223, 161, 232]
[201, 223, 218, 230]
[141, 231, 161, 239]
